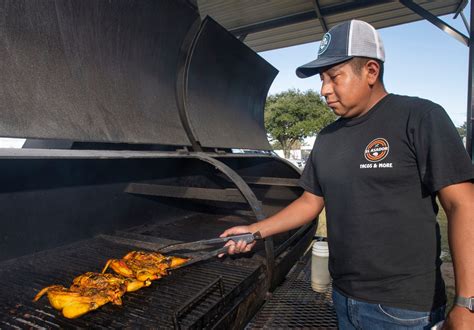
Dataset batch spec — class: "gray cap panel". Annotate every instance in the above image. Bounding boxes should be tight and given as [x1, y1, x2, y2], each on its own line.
[348, 20, 385, 61]
[296, 19, 385, 78]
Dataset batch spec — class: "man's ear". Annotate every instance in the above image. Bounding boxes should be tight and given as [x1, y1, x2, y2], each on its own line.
[365, 60, 380, 85]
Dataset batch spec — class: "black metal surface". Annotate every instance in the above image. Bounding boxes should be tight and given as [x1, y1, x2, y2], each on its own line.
[0, 152, 301, 262]
[241, 176, 300, 187]
[175, 13, 203, 152]
[400, 0, 469, 45]
[248, 251, 338, 329]
[313, 0, 329, 33]
[125, 183, 248, 203]
[0, 156, 215, 262]
[0, 149, 308, 326]
[185, 17, 278, 150]
[191, 153, 276, 287]
[0, 0, 196, 146]
[173, 276, 224, 329]
[116, 213, 256, 250]
[0, 219, 265, 328]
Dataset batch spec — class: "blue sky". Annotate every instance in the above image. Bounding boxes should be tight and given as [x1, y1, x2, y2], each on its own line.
[259, 9, 470, 127]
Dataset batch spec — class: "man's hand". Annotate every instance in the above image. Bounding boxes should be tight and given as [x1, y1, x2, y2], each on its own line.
[218, 225, 257, 257]
[443, 305, 474, 329]
[217, 191, 324, 258]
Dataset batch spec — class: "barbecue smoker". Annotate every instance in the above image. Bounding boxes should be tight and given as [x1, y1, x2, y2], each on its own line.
[0, 0, 316, 328]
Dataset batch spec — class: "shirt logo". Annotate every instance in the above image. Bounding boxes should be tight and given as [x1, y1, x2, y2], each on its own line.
[318, 33, 331, 55]
[364, 138, 389, 162]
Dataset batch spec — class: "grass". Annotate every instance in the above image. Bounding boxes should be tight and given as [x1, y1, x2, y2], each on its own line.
[315, 204, 455, 311]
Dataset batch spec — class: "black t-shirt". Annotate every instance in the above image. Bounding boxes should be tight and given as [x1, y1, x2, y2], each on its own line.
[299, 94, 473, 311]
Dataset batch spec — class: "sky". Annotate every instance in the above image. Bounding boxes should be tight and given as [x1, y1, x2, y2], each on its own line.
[258, 9, 470, 127]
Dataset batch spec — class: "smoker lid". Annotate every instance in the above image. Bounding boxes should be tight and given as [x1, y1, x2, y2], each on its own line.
[0, 0, 197, 146]
[185, 17, 278, 150]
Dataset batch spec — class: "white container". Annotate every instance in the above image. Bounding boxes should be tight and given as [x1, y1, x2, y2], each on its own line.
[311, 241, 330, 292]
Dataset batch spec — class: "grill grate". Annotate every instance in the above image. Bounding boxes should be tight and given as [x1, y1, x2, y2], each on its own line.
[0, 214, 265, 328]
[247, 251, 338, 329]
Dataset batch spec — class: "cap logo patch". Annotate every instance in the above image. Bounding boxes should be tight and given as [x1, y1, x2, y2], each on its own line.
[364, 138, 389, 162]
[318, 33, 331, 55]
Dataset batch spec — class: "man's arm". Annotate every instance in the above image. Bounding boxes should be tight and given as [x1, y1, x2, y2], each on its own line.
[437, 181, 474, 329]
[220, 191, 324, 255]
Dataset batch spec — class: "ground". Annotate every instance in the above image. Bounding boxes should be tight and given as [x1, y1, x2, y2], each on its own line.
[315, 205, 455, 311]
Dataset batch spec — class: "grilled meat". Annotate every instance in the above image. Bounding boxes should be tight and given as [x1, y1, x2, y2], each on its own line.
[169, 255, 190, 268]
[33, 283, 123, 319]
[72, 271, 150, 293]
[102, 251, 189, 282]
[33, 272, 144, 318]
[34, 252, 188, 319]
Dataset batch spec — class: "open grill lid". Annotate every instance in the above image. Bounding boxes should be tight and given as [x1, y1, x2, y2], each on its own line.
[0, 0, 277, 151]
[185, 17, 278, 150]
[0, 0, 197, 146]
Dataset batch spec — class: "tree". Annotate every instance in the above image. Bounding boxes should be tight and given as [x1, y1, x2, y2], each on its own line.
[270, 139, 304, 151]
[457, 121, 466, 140]
[265, 89, 336, 158]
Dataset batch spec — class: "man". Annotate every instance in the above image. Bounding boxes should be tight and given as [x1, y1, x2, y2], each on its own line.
[220, 20, 473, 329]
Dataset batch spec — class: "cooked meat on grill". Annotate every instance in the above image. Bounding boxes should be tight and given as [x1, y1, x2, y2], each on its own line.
[33, 252, 188, 319]
[33, 284, 125, 318]
[102, 251, 189, 282]
[33, 272, 145, 318]
[169, 255, 190, 268]
[33, 285, 96, 318]
[72, 271, 151, 293]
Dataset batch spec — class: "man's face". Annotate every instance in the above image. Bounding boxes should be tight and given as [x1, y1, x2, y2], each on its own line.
[319, 60, 372, 118]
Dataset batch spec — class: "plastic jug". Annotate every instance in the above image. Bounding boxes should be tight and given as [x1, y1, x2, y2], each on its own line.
[311, 241, 330, 292]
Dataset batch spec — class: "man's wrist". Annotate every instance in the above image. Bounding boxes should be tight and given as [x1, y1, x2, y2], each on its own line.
[249, 223, 261, 236]
[454, 295, 474, 312]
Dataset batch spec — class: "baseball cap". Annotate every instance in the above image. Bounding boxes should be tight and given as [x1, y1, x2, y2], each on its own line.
[296, 20, 385, 78]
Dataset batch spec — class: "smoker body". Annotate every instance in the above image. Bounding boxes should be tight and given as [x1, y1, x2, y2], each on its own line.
[0, 1, 316, 327]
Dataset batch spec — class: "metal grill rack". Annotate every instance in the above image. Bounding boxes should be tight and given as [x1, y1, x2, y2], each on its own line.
[248, 250, 338, 329]
[0, 214, 265, 329]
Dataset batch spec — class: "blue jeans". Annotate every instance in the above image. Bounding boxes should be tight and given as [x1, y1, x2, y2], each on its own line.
[332, 287, 445, 329]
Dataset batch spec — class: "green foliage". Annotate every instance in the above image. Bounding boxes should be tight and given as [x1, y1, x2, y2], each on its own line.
[265, 89, 336, 157]
[270, 140, 283, 150]
[456, 121, 466, 139]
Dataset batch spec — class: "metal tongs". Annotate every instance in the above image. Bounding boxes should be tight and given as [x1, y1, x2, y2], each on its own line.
[160, 232, 262, 270]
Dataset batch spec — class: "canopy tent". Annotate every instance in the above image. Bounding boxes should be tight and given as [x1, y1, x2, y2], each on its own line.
[197, 0, 473, 160]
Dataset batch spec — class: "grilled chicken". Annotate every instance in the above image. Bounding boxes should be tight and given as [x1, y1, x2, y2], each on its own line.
[34, 252, 188, 319]
[102, 251, 189, 282]
[72, 271, 151, 293]
[169, 255, 190, 268]
[33, 272, 144, 318]
[33, 284, 123, 319]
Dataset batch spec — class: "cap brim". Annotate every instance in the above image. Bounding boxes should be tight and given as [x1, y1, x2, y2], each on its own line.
[296, 55, 353, 78]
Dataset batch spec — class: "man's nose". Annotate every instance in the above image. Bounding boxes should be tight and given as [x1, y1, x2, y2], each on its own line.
[321, 81, 332, 97]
